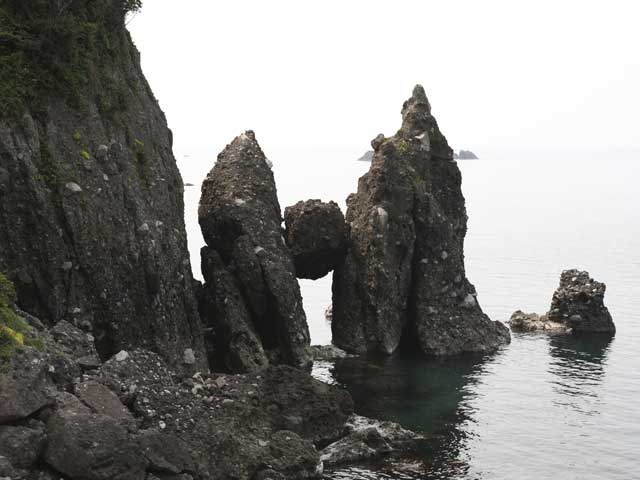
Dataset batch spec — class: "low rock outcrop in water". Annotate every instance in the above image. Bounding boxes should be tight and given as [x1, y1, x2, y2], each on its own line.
[332, 86, 510, 356]
[198, 131, 311, 371]
[284, 199, 348, 279]
[510, 269, 615, 334]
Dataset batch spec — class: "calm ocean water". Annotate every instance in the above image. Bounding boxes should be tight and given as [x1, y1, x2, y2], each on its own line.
[180, 148, 640, 479]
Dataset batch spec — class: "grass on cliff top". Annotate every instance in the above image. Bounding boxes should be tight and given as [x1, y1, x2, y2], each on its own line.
[0, 0, 143, 117]
[0, 272, 43, 360]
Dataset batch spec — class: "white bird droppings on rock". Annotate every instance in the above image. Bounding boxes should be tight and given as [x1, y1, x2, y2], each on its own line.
[183, 348, 196, 365]
[115, 350, 129, 362]
[65, 182, 82, 193]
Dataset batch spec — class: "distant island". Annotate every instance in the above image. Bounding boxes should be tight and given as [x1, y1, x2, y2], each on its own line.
[454, 149, 479, 159]
[358, 149, 479, 161]
[357, 150, 374, 162]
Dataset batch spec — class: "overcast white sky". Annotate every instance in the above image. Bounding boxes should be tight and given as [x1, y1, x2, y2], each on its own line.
[129, 1, 640, 156]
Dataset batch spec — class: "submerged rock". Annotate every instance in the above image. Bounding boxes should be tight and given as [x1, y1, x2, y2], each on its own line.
[198, 131, 311, 370]
[332, 86, 510, 356]
[284, 199, 348, 279]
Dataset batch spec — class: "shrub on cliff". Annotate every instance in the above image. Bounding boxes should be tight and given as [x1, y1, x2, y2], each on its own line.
[0, 273, 42, 360]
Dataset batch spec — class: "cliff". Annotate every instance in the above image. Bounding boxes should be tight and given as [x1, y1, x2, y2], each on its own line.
[0, 1, 205, 369]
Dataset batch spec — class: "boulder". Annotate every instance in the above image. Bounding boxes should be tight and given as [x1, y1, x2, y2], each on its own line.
[198, 131, 311, 369]
[0, 348, 55, 424]
[332, 86, 510, 356]
[44, 412, 147, 480]
[74, 381, 135, 424]
[0, 423, 47, 469]
[284, 200, 348, 279]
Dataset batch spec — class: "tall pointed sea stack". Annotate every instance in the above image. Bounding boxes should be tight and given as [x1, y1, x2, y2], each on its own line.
[0, 2, 206, 369]
[332, 85, 510, 355]
[198, 131, 311, 371]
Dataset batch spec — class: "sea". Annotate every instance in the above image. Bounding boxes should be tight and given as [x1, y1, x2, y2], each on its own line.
[180, 147, 640, 480]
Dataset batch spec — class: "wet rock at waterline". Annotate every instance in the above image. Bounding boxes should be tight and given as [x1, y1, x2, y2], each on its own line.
[511, 269, 615, 334]
[332, 85, 510, 356]
[508, 310, 569, 333]
[198, 131, 311, 370]
[284, 199, 348, 279]
[320, 415, 422, 466]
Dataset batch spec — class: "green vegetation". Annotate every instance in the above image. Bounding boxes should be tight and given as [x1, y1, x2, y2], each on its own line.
[73, 131, 81, 143]
[0, 272, 43, 360]
[396, 139, 410, 154]
[0, 1, 144, 117]
[80, 149, 91, 160]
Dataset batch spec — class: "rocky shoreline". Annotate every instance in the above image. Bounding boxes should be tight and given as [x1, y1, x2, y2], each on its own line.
[0, 3, 615, 479]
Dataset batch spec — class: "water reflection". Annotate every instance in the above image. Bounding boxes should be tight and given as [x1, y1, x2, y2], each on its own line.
[547, 334, 613, 415]
[322, 352, 501, 479]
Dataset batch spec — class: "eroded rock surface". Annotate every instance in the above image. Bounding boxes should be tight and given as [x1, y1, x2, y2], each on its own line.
[284, 199, 348, 279]
[0, 3, 205, 371]
[198, 131, 311, 370]
[511, 270, 615, 334]
[0, 311, 356, 480]
[332, 85, 510, 356]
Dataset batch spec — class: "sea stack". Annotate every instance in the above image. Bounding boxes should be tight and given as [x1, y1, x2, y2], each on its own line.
[198, 131, 311, 371]
[332, 85, 510, 356]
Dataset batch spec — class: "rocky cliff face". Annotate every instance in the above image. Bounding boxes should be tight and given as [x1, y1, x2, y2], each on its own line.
[332, 86, 510, 356]
[198, 132, 311, 371]
[0, 1, 205, 370]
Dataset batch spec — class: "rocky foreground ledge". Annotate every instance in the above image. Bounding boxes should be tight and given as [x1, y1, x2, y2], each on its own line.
[0, 298, 421, 479]
[510, 269, 615, 334]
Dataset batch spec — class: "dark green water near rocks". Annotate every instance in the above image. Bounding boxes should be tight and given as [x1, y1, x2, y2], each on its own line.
[315, 331, 630, 479]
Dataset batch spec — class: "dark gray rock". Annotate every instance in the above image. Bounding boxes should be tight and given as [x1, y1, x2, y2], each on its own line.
[332, 85, 510, 356]
[198, 247, 268, 373]
[136, 429, 194, 475]
[0, 423, 46, 469]
[44, 411, 147, 480]
[0, 348, 55, 424]
[547, 270, 615, 333]
[284, 200, 348, 279]
[0, 4, 205, 372]
[198, 131, 311, 370]
[74, 381, 135, 424]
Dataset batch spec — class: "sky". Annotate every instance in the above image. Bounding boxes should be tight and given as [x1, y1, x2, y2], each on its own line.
[128, 1, 640, 157]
